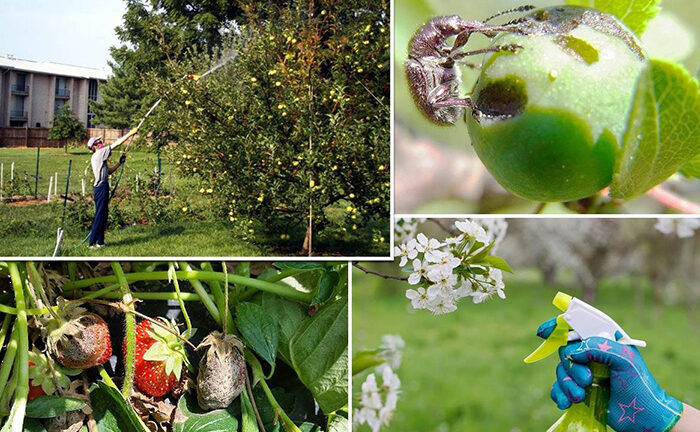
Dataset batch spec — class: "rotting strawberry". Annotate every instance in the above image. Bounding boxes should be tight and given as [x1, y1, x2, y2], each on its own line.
[45, 300, 112, 369]
[196, 331, 246, 410]
[126, 319, 191, 398]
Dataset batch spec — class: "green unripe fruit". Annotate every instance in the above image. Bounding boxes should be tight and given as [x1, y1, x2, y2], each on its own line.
[467, 6, 648, 202]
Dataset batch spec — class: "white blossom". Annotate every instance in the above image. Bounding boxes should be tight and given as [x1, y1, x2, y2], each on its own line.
[407, 259, 427, 285]
[655, 218, 699, 239]
[393, 239, 417, 267]
[380, 335, 405, 369]
[396, 218, 510, 314]
[353, 366, 401, 432]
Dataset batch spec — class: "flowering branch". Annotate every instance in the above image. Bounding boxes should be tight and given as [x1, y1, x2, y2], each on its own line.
[352, 263, 408, 282]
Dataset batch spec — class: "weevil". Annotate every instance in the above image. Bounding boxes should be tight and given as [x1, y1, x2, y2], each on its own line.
[405, 6, 535, 125]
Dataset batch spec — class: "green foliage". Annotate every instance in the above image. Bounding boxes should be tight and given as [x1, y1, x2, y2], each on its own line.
[90, 381, 149, 432]
[235, 302, 279, 368]
[173, 394, 239, 432]
[680, 153, 700, 179]
[611, 60, 700, 198]
[152, 0, 390, 249]
[47, 105, 87, 143]
[24, 396, 86, 419]
[566, 0, 661, 35]
[92, 0, 245, 129]
[290, 297, 348, 414]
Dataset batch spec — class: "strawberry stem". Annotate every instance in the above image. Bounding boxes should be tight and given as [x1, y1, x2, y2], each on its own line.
[26, 262, 63, 323]
[177, 262, 222, 327]
[111, 262, 136, 401]
[169, 263, 192, 335]
[63, 271, 313, 303]
[0, 325, 18, 398]
[97, 365, 118, 390]
[2, 262, 29, 432]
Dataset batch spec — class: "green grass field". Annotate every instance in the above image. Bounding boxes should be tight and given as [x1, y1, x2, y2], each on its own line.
[0, 148, 390, 256]
[352, 267, 700, 432]
[0, 147, 174, 198]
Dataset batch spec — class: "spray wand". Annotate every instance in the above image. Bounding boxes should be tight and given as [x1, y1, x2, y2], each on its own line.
[526, 292, 646, 431]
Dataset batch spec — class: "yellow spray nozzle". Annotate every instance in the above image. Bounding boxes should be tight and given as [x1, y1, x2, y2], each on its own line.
[524, 314, 571, 363]
[553, 292, 572, 311]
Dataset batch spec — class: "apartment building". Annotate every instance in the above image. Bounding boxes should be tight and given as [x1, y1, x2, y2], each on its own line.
[0, 56, 108, 128]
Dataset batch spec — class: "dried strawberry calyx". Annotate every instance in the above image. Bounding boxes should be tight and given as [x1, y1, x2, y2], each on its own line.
[142, 319, 194, 380]
[196, 331, 245, 362]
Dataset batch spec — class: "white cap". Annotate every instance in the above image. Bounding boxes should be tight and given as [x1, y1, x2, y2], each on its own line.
[87, 136, 103, 149]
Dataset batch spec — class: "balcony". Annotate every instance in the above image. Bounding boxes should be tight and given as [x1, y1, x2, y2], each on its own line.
[55, 88, 70, 99]
[10, 110, 27, 121]
[11, 84, 29, 95]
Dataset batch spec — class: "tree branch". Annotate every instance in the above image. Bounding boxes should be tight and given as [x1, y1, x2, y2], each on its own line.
[428, 218, 457, 236]
[352, 262, 408, 281]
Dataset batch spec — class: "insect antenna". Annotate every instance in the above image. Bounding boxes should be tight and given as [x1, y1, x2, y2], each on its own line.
[483, 5, 535, 23]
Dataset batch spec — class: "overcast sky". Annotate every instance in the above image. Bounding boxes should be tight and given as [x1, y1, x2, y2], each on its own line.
[0, 0, 126, 71]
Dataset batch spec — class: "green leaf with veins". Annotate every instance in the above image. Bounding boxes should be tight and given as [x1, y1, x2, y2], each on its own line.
[611, 59, 700, 198]
[290, 297, 348, 414]
[680, 153, 700, 178]
[236, 302, 279, 368]
[566, 0, 661, 35]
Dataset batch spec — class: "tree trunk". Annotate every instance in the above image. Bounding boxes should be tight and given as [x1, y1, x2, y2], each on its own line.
[301, 207, 313, 256]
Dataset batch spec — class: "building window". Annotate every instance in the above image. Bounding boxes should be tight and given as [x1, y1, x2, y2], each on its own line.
[87, 79, 98, 128]
[54, 98, 66, 115]
[55, 77, 69, 98]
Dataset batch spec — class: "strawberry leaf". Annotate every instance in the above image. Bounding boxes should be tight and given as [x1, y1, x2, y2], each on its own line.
[25, 396, 86, 418]
[90, 382, 149, 432]
[143, 342, 170, 362]
[289, 297, 348, 414]
[236, 302, 279, 368]
[173, 394, 239, 432]
[259, 292, 307, 366]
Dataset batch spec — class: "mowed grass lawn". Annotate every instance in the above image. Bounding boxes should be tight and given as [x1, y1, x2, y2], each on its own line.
[0, 148, 390, 256]
[352, 267, 700, 432]
[0, 147, 172, 197]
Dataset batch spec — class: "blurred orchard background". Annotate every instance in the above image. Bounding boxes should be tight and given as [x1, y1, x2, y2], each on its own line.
[353, 218, 700, 431]
[395, 0, 700, 214]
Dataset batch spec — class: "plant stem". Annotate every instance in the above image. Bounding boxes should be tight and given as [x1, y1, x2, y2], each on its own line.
[169, 263, 192, 334]
[246, 352, 300, 432]
[111, 262, 136, 399]
[83, 291, 209, 302]
[178, 262, 223, 327]
[0, 325, 18, 398]
[63, 271, 313, 303]
[647, 186, 700, 214]
[352, 262, 408, 281]
[97, 365, 118, 390]
[3, 263, 29, 432]
[26, 262, 62, 322]
[0, 315, 12, 350]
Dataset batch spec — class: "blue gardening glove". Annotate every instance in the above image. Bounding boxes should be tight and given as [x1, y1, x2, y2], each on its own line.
[537, 318, 683, 432]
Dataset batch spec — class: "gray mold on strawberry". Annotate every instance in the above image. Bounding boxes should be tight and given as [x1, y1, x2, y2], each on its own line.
[196, 331, 246, 410]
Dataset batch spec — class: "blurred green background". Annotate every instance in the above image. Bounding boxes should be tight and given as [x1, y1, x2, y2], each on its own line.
[394, 0, 700, 213]
[353, 219, 700, 431]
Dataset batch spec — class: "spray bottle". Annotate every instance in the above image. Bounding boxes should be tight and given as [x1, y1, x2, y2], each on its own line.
[525, 292, 646, 432]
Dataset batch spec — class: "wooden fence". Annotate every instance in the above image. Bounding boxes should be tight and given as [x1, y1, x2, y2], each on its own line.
[0, 127, 130, 148]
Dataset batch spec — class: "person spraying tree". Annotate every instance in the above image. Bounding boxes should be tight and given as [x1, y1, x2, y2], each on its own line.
[86, 129, 137, 248]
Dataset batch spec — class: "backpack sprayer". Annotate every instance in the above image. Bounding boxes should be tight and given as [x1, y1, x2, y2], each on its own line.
[51, 52, 239, 255]
[525, 292, 646, 431]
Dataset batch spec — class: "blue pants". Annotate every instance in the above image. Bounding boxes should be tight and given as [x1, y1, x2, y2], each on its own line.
[89, 182, 109, 246]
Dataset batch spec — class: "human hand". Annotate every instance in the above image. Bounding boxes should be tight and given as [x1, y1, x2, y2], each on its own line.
[119, 154, 127, 165]
[537, 318, 683, 432]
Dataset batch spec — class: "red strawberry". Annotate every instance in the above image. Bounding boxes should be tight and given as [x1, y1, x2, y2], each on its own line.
[27, 360, 46, 401]
[47, 310, 112, 369]
[125, 319, 189, 397]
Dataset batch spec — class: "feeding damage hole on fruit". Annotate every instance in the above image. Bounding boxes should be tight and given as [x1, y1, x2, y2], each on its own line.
[474, 76, 528, 121]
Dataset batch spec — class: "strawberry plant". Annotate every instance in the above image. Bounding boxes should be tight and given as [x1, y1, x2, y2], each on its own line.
[0, 261, 348, 431]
